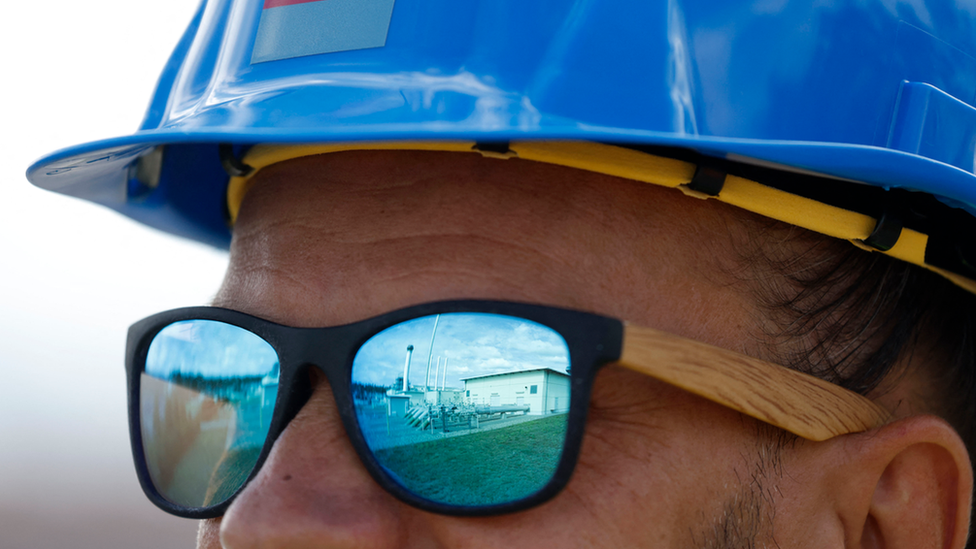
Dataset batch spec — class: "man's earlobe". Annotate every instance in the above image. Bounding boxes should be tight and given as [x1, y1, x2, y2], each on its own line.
[844, 415, 972, 549]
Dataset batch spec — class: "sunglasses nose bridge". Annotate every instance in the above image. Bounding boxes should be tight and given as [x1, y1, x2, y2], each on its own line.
[247, 356, 352, 473]
[275, 328, 361, 427]
[269, 340, 390, 489]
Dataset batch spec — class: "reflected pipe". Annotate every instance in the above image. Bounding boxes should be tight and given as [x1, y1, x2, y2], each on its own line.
[402, 345, 414, 392]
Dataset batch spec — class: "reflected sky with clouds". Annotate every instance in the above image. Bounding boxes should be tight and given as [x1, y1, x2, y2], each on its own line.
[146, 320, 279, 378]
[352, 313, 570, 388]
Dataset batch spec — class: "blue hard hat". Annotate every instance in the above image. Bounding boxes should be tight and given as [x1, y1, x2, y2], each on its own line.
[26, 0, 976, 287]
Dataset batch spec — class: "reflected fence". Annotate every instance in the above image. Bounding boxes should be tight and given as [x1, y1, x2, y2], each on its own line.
[355, 387, 563, 452]
[402, 403, 532, 433]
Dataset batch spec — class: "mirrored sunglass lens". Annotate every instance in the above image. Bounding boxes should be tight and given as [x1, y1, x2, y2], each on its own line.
[352, 313, 571, 507]
[140, 320, 280, 508]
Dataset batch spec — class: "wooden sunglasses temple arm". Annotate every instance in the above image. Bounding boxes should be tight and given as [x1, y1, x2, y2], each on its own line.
[615, 323, 890, 442]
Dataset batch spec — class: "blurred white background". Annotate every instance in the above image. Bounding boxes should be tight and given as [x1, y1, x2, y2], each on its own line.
[1, 1, 227, 547]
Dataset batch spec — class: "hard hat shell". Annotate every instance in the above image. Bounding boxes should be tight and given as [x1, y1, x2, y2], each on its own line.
[27, 0, 976, 259]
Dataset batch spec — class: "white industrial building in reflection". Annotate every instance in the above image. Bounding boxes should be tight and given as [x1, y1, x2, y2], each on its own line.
[461, 367, 570, 415]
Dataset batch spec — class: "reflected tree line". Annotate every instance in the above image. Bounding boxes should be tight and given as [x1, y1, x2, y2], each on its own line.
[164, 365, 278, 403]
[352, 382, 389, 404]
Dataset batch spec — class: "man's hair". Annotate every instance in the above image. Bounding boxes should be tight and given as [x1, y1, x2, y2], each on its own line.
[739, 219, 976, 544]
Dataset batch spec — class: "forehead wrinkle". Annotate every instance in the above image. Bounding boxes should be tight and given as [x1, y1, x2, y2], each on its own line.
[265, 230, 588, 270]
[244, 150, 656, 225]
[235, 205, 590, 270]
[226, 232, 617, 323]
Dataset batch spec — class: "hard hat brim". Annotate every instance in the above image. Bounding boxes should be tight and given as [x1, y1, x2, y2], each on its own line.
[28, 125, 976, 249]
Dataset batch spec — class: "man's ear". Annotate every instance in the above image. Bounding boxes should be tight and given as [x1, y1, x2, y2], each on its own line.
[827, 415, 973, 549]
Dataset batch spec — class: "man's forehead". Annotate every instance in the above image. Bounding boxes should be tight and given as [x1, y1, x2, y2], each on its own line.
[236, 149, 748, 229]
[221, 149, 758, 349]
[231, 149, 763, 273]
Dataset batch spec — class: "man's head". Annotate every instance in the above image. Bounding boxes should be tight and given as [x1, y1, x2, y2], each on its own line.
[177, 148, 969, 548]
[27, 1, 976, 547]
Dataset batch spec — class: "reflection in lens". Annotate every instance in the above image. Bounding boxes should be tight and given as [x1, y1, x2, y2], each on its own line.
[141, 320, 279, 508]
[352, 313, 571, 507]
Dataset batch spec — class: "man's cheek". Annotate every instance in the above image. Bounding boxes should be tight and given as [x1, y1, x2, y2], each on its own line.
[197, 518, 221, 549]
[585, 366, 696, 447]
[568, 386, 686, 524]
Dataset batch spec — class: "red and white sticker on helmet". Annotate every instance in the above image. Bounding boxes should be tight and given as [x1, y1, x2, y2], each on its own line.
[251, 0, 397, 64]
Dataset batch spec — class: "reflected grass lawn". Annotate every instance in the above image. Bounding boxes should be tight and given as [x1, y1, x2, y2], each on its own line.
[374, 414, 568, 506]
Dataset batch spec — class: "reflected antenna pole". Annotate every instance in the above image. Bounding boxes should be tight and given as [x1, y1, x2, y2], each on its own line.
[423, 314, 440, 390]
[441, 357, 448, 390]
[433, 357, 441, 392]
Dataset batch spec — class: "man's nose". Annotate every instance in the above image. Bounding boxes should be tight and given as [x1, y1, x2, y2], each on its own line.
[216, 370, 405, 548]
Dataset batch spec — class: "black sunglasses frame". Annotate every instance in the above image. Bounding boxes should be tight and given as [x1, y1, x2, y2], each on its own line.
[126, 300, 623, 519]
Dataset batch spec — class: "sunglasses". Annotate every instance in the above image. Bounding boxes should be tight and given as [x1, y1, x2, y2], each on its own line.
[126, 300, 889, 518]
